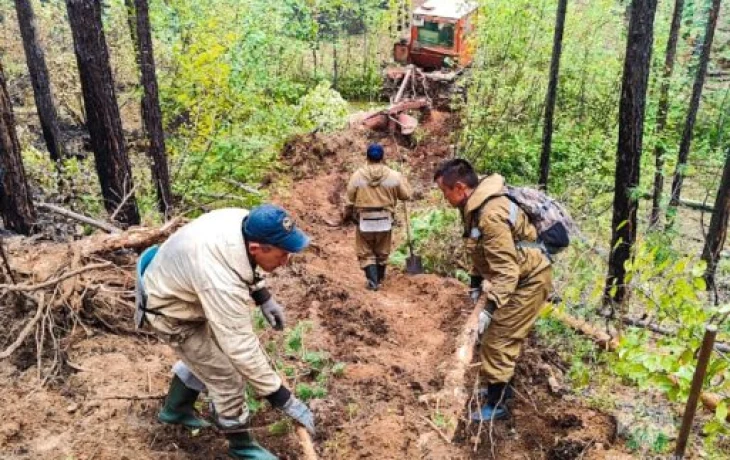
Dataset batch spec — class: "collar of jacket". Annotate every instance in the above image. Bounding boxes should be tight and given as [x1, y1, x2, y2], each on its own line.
[241, 216, 263, 285]
[461, 174, 506, 232]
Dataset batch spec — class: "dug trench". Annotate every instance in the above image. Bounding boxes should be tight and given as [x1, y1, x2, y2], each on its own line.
[0, 115, 626, 459]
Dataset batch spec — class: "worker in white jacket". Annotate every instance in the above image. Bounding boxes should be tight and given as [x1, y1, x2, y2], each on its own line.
[135, 205, 314, 460]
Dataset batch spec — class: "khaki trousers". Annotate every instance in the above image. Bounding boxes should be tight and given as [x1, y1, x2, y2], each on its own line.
[355, 227, 392, 268]
[148, 315, 250, 421]
[481, 268, 552, 384]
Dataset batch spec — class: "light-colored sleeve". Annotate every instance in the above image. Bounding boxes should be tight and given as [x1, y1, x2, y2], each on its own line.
[397, 173, 412, 201]
[197, 285, 282, 396]
[481, 209, 519, 309]
[346, 171, 359, 206]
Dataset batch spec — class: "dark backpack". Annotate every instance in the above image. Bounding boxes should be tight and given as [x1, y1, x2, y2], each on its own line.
[504, 186, 576, 255]
[475, 186, 577, 256]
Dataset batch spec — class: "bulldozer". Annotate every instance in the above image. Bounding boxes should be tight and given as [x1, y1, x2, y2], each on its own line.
[385, 0, 478, 108]
[350, 0, 477, 135]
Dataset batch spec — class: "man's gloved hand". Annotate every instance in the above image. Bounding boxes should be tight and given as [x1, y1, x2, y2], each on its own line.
[259, 298, 285, 331]
[477, 300, 497, 336]
[251, 287, 285, 331]
[469, 275, 484, 304]
[282, 396, 316, 435]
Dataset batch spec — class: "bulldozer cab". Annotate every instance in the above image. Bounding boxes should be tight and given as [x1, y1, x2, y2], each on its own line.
[395, 0, 478, 70]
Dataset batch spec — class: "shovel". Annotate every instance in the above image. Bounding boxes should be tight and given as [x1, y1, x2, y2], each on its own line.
[403, 202, 424, 275]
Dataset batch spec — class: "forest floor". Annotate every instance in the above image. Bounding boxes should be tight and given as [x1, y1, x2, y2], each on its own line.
[0, 112, 631, 459]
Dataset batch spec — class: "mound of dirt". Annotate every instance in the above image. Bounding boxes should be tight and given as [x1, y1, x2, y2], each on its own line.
[281, 129, 369, 179]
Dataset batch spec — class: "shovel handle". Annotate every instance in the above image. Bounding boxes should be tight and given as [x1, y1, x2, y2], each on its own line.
[403, 202, 415, 256]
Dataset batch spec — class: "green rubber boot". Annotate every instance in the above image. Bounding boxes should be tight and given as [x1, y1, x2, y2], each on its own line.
[227, 431, 278, 460]
[158, 375, 211, 429]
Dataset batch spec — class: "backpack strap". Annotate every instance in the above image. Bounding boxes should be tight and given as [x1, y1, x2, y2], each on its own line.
[472, 193, 551, 260]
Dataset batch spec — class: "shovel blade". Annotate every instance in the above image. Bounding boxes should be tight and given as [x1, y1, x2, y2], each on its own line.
[406, 255, 424, 275]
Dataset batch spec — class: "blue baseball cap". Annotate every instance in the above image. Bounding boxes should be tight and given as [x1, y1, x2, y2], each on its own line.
[244, 204, 310, 253]
[366, 143, 384, 161]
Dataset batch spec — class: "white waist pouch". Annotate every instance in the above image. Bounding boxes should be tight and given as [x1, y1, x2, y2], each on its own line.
[359, 210, 393, 232]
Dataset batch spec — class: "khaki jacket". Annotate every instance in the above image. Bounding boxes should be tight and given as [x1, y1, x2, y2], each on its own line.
[143, 208, 280, 393]
[462, 175, 550, 309]
[346, 164, 412, 213]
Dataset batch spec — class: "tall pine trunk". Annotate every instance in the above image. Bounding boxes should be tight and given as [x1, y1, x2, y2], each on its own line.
[604, 0, 658, 306]
[538, 0, 568, 191]
[66, 0, 140, 226]
[702, 147, 730, 294]
[14, 0, 65, 163]
[0, 61, 37, 235]
[649, 0, 685, 228]
[134, 0, 172, 218]
[667, 0, 722, 226]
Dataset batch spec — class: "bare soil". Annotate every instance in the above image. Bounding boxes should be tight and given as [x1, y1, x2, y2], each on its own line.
[0, 117, 627, 459]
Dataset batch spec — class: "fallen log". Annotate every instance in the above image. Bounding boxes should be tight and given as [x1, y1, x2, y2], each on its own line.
[616, 315, 730, 353]
[38, 202, 121, 234]
[80, 217, 182, 257]
[418, 298, 481, 441]
[640, 193, 714, 212]
[548, 306, 729, 422]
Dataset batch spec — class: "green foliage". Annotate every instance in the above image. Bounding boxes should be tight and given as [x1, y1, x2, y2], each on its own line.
[269, 419, 293, 435]
[461, 0, 728, 201]
[391, 205, 466, 278]
[295, 382, 328, 401]
[295, 81, 349, 132]
[626, 426, 670, 454]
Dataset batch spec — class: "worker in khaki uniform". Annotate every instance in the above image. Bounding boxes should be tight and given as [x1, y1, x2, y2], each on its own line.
[434, 159, 551, 421]
[344, 143, 412, 290]
[135, 205, 315, 460]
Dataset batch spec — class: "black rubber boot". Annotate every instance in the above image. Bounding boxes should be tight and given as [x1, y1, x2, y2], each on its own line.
[476, 379, 514, 401]
[364, 265, 379, 291]
[227, 431, 278, 459]
[158, 375, 210, 429]
[471, 382, 510, 421]
[377, 264, 386, 283]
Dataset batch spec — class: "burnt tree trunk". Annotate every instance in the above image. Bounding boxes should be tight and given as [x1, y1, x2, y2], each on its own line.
[65, 0, 140, 226]
[667, 0, 722, 226]
[14, 0, 65, 163]
[649, 0, 684, 228]
[604, 0, 658, 306]
[702, 146, 730, 293]
[0, 61, 36, 234]
[134, 0, 172, 218]
[538, 0, 568, 191]
[124, 0, 140, 66]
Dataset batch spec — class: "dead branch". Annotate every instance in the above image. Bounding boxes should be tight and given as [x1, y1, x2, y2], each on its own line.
[0, 262, 112, 292]
[0, 294, 45, 359]
[98, 394, 166, 401]
[38, 202, 121, 234]
[223, 178, 262, 196]
[414, 411, 452, 444]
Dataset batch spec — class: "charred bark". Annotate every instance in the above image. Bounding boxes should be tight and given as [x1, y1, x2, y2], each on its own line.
[538, 0, 568, 191]
[0, 61, 37, 234]
[14, 0, 65, 163]
[604, 0, 658, 306]
[65, 0, 140, 226]
[134, 0, 173, 218]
